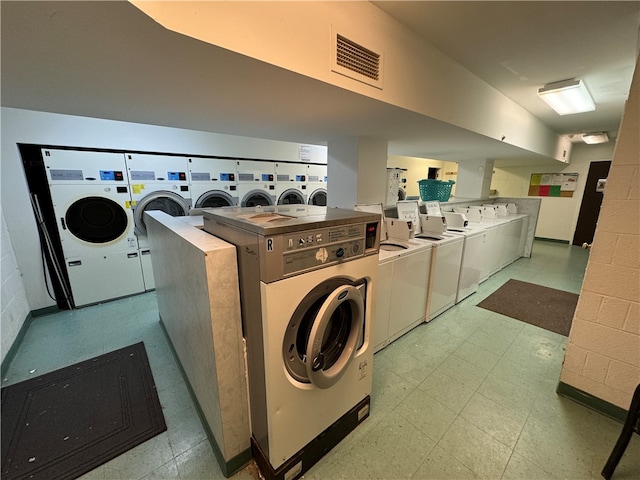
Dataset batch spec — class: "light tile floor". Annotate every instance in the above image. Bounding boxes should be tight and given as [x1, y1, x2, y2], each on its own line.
[3, 240, 639, 479]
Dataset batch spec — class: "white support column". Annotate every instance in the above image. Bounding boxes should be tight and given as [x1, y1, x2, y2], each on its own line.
[327, 137, 388, 208]
[455, 158, 495, 199]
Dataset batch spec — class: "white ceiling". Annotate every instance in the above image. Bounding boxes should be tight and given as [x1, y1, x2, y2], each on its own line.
[2, 1, 639, 165]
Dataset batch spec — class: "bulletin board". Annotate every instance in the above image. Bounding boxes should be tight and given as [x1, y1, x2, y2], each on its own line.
[528, 173, 579, 197]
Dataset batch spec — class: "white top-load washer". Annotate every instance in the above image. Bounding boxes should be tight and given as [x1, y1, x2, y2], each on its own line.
[397, 200, 464, 321]
[274, 162, 307, 205]
[125, 153, 191, 290]
[306, 163, 327, 206]
[43, 148, 145, 307]
[236, 160, 276, 207]
[188, 157, 238, 209]
[443, 212, 487, 303]
[202, 205, 380, 480]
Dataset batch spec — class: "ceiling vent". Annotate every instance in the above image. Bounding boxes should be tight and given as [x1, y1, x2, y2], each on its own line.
[332, 31, 383, 89]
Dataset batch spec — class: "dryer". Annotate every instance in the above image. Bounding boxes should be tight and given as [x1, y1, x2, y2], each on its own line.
[274, 162, 307, 205]
[306, 164, 327, 206]
[125, 153, 191, 289]
[43, 148, 145, 307]
[189, 157, 238, 209]
[236, 160, 276, 207]
[203, 206, 381, 480]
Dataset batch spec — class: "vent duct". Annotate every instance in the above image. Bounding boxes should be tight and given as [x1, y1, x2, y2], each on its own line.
[332, 30, 383, 89]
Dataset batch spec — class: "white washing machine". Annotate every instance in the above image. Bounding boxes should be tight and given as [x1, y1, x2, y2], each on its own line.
[188, 157, 238, 209]
[43, 148, 145, 307]
[125, 153, 191, 289]
[306, 164, 327, 206]
[274, 162, 307, 205]
[202, 206, 381, 480]
[446, 225, 487, 303]
[236, 160, 276, 207]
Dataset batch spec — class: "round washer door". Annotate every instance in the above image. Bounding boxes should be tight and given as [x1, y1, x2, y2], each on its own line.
[277, 189, 305, 205]
[65, 196, 129, 244]
[283, 278, 365, 389]
[241, 189, 274, 208]
[134, 191, 190, 235]
[195, 190, 236, 208]
[308, 188, 327, 206]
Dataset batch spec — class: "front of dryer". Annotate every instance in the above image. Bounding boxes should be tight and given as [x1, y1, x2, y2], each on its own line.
[43, 148, 145, 307]
[258, 254, 377, 472]
[189, 157, 238, 209]
[236, 160, 276, 207]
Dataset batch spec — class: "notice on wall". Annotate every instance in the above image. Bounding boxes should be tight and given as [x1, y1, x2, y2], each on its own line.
[528, 173, 578, 197]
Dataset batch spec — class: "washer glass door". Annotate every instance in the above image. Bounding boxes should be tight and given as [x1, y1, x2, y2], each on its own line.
[134, 191, 190, 235]
[283, 278, 365, 389]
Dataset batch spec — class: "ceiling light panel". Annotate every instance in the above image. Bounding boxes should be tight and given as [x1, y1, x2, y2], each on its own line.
[537, 79, 596, 115]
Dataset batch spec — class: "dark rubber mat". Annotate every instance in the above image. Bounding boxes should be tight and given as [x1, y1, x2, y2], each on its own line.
[1, 342, 166, 480]
[477, 279, 579, 336]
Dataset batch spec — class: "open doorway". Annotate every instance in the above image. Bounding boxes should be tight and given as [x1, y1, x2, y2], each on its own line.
[572, 160, 611, 246]
[427, 167, 440, 179]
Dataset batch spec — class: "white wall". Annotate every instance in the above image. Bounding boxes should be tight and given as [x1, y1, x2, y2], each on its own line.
[0, 107, 327, 315]
[134, 1, 565, 161]
[491, 142, 616, 241]
[1, 206, 31, 364]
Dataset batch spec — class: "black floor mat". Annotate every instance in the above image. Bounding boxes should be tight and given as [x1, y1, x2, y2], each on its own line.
[1, 342, 167, 480]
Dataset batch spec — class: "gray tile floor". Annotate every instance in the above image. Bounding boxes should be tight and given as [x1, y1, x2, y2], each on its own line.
[3, 240, 639, 479]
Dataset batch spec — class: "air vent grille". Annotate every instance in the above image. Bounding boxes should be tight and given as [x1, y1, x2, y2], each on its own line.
[336, 34, 380, 81]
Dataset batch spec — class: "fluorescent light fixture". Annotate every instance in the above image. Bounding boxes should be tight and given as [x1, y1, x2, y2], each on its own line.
[537, 79, 595, 115]
[582, 132, 609, 144]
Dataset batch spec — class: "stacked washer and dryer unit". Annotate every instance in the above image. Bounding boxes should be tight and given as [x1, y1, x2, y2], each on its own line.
[203, 206, 380, 480]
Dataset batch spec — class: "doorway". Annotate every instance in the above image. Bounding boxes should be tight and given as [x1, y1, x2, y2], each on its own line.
[572, 160, 611, 246]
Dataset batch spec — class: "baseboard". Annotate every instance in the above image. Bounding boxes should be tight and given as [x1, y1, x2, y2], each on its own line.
[535, 237, 571, 244]
[31, 305, 60, 317]
[158, 318, 252, 477]
[556, 381, 628, 422]
[1, 312, 33, 378]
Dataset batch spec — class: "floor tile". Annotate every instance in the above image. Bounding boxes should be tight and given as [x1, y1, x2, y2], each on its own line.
[417, 370, 476, 414]
[411, 445, 481, 479]
[437, 416, 512, 479]
[395, 387, 458, 443]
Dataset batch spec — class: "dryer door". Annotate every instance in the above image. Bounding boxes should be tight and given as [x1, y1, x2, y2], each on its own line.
[308, 188, 327, 206]
[283, 278, 365, 389]
[134, 191, 190, 235]
[277, 189, 305, 205]
[65, 196, 129, 243]
[241, 189, 274, 207]
[195, 190, 236, 208]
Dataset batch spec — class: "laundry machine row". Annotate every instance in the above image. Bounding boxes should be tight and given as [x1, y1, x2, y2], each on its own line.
[41, 147, 328, 307]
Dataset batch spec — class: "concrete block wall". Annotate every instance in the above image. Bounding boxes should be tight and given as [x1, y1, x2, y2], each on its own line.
[1, 207, 31, 364]
[560, 59, 640, 409]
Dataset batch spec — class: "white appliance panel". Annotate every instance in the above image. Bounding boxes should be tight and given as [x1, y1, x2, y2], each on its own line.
[236, 160, 276, 207]
[189, 157, 238, 208]
[428, 236, 464, 320]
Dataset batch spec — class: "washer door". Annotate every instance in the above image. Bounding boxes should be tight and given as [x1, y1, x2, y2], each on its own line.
[241, 189, 274, 207]
[134, 191, 190, 235]
[195, 190, 236, 208]
[283, 278, 365, 389]
[65, 196, 129, 244]
[308, 188, 327, 206]
[277, 189, 305, 205]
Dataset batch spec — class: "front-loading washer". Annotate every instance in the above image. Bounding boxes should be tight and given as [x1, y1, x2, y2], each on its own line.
[203, 206, 381, 480]
[274, 162, 307, 205]
[306, 164, 327, 206]
[43, 148, 145, 307]
[125, 153, 191, 289]
[236, 160, 276, 207]
[188, 157, 238, 209]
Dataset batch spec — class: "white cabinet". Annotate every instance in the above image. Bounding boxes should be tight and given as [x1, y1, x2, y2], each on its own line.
[428, 237, 464, 320]
[374, 245, 432, 352]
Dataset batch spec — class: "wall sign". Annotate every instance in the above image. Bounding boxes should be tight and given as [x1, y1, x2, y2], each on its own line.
[528, 173, 578, 197]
